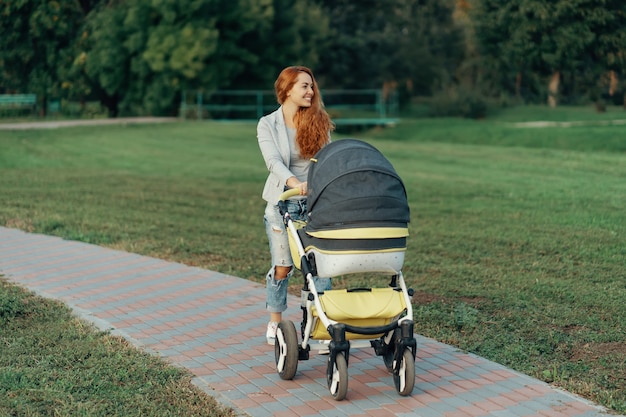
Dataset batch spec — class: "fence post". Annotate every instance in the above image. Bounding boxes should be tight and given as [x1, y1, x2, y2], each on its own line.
[197, 91, 203, 120]
[256, 91, 263, 119]
[390, 91, 399, 116]
[376, 90, 386, 118]
[181, 91, 187, 119]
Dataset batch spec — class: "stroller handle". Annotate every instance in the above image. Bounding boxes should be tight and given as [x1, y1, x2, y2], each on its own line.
[279, 188, 301, 202]
[278, 188, 303, 218]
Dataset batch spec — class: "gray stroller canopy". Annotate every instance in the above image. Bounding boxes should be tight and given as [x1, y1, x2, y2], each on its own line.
[306, 139, 410, 232]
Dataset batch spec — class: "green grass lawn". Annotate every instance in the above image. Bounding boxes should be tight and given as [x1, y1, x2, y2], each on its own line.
[1, 105, 625, 414]
[0, 282, 234, 417]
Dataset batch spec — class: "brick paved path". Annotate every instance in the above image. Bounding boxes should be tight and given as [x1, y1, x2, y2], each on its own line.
[0, 227, 618, 417]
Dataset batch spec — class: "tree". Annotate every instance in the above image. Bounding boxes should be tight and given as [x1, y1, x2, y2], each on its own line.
[0, 0, 32, 94]
[315, 0, 464, 103]
[80, 0, 228, 116]
[230, 0, 330, 90]
[471, 0, 626, 106]
[0, 0, 88, 114]
[77, 0, 329, 116]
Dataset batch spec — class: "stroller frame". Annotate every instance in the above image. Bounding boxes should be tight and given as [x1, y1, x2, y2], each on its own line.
[274, 188, 417, 401]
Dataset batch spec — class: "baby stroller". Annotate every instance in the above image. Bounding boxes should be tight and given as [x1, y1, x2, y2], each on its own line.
[274, 138, 416, 401]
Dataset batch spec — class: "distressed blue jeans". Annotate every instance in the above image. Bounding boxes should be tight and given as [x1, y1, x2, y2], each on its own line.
[264, 200, 331, 313]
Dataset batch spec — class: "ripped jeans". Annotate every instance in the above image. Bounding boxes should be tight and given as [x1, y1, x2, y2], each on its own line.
[264, 200, 331, 313]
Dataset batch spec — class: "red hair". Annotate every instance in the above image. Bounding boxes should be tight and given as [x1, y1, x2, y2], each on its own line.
[274, 66, 335, 159]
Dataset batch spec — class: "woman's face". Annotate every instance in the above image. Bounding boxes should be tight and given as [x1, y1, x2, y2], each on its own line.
[285, 71, 314, 108]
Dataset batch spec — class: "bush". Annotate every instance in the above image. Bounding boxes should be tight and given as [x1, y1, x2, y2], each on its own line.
[428, 88, 488, 119]
[0, 282, 27, 321]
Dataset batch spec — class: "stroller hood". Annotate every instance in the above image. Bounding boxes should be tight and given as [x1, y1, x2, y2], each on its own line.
[306, 139, 410, 232]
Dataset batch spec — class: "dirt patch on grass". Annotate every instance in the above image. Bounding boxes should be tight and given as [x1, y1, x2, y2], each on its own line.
[413, 290, 446, 305]
[569, 341, 626, 363]
[4, 219, 34, 232]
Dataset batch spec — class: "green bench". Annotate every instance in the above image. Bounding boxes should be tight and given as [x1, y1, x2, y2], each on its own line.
[0, 94, 37, 115]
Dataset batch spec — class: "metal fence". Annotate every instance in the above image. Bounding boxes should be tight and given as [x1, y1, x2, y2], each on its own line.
[180, 89, 399, 126]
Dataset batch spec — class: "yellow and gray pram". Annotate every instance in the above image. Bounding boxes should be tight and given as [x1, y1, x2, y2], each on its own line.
[274, 139, 416, 401]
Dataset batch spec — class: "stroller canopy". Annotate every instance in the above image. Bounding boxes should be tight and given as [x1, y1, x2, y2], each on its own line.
[306, 139, 410, 233]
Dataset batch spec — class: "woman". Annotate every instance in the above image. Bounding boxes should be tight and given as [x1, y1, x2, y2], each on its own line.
[257, 66, 334, 345]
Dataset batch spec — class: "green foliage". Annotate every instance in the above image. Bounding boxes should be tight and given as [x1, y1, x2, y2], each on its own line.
[2, 0, 624, 114]
[230, 0, 330, 89]
[1, 0, 329, 116]
[0, 1, 35, 93]
[316, 0, 464, 97]
[471, 0, 626, 103]
[0, 0, 86, 108]
[78, 0, 328, 115]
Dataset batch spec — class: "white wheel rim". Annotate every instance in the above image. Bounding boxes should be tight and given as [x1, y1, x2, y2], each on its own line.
[330, 364, 340, 394]
[276, 329, 287, 371]
[394, 358, 407, 392]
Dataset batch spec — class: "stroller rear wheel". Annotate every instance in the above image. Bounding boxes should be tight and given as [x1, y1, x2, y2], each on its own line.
[393, 348, 415, 396]
[275, 320, 298, 380]
[327, 352, 349, 401]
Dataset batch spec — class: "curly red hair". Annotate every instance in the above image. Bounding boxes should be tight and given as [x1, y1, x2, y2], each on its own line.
[274, 66, 335, 159]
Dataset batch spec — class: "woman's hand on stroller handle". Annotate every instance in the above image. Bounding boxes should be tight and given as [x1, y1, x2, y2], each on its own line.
[278, 182, 306, 217]
[285, 177, 307, 196]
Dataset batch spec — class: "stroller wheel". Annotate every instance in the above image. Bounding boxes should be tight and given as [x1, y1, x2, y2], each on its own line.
[393, 348, 415, 396]
[275, 320, 298, 380]
[327, 352, 348, 401]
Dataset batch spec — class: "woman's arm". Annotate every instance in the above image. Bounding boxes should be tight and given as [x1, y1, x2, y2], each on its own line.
[257, 117, 296, 188]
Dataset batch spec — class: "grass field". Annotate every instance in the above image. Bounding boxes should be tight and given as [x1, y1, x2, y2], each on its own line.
[0, 282, 234, 416]
[1, 105, 625, 414]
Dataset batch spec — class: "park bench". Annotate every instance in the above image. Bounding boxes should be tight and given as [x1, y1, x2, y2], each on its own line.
[0, 94, 37, 116]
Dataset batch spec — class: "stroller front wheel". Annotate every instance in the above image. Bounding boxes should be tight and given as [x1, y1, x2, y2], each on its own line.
[327, 352, 349, 401]
[393, 348, 415, 396]
[275, 320, 298, 380]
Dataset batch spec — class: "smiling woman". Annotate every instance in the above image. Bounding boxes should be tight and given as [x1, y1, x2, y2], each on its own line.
[256, 65, 335, 344]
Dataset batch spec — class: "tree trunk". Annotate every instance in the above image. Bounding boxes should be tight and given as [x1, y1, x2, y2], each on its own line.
[608, 71, 618, 96]
[39, 93, 47, 117]
[101, 94, 119, 118]
[548, 71, 560, 108]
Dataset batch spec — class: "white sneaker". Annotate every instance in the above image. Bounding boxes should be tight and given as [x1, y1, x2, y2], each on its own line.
[266, 321, 278, 345]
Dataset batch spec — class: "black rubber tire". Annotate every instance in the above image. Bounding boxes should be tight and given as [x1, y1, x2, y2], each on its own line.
[275, 320, 299, 380]
[327, 352, 349, 401]
[393, 348, 415, 396]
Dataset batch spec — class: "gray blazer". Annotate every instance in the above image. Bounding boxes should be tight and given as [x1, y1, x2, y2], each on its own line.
[257, 107, 294, 204]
